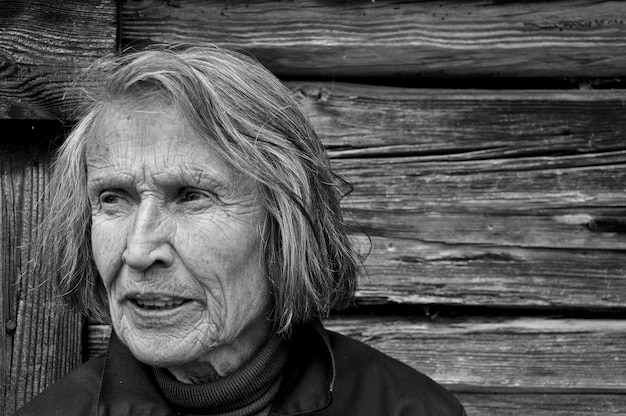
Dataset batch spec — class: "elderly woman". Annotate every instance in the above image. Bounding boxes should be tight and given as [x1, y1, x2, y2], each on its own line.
[16, 45, 464, 416]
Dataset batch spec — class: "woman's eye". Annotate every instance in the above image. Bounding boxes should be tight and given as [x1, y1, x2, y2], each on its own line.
[99, 191, 129, 206]
[101, 194, 117, 204]
[180, 189, 209, 203]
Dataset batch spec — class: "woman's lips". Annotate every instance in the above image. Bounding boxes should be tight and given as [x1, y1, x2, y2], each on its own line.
[127, 294, 191, 311]
[133, 298, 186, 309]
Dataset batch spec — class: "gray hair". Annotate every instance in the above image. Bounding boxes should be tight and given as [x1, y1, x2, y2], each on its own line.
[41, 44, 359, 334]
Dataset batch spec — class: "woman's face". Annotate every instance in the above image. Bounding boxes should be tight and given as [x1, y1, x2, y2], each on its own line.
[86, 104, 271, 371]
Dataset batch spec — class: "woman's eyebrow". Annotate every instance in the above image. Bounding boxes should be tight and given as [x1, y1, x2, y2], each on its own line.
[85, 166, 236, 194]
[152, 167, 231, 190]
[86, 171, 135, 189]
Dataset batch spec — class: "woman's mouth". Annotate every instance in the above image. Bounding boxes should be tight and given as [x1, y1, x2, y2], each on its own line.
[130, 296, 189, 310]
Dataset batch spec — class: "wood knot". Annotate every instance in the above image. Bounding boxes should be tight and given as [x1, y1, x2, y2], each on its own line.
[587, 218, 626, 233]
[5, 319, 16, 333]
[0, 49, 16, 78]
[293, 84, 330, 102]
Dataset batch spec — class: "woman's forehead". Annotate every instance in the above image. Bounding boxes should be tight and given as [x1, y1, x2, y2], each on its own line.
[85, 103, 248, 189]
[90, 102, 191, 145]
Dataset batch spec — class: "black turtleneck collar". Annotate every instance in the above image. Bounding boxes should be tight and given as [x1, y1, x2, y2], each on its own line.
[97, 321, 335, 416]
[153, 335, 289, 415]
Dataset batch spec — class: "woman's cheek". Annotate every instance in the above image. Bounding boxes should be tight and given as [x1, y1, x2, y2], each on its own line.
[91, 216, 127, 287]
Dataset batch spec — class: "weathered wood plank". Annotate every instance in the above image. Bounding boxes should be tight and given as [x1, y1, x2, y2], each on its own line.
[0, 0, 117, 119]
[338, 152, 626, 209]
[293, 84, 626, 254]
[85, 324, 112, 361]
[0, 124, 82, 414]
[348, 168, 625, 308]
[337, 154, 626, 249]
[456, 393, 626, 416]
[86, 317, 626, 391]
[122, 0, 626, 78]
[326, 316, 626, 392]
[290, 83, 626, 309]
[354, 236, 626, 308]
[290, 83, 626, 157]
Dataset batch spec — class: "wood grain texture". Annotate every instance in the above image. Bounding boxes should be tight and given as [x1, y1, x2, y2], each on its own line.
[456, 393, 626, 416]
[0, 0, 117, 119]
[354, 236, 626, 308]
[302, 84, 626, 244]
[122, 0, 626, 78]
[290, 83, 626, 157]
[0, 127, 82, 414]
[339, 158, 626, 247]
[324, 316, 626, 392]
[284, 83, 626, 309]
[86, 317, 626, 391]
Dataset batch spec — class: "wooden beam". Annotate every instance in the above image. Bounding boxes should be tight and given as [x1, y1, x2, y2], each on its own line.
[339, 160, 626, 249]
[122, 0, 626, 78]
[355, 236, 626, 309]
[0, 0, 117, 119]
[290, 83, 626, 158]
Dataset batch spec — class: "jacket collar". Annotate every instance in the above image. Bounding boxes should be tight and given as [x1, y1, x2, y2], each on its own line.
[98, 332, 173, 415]
[98, 321, 335, 415]
[272, 320, 335, 415]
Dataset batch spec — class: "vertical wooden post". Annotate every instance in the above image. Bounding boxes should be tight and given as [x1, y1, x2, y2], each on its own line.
[0, 128, 82, 413]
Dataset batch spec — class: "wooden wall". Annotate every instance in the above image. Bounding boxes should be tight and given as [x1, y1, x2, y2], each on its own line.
[0, 1, 117, 413]
[3, 1, 626, 414]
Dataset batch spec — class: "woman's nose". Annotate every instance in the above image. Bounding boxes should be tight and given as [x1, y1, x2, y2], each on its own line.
[122, 201, 174, 271]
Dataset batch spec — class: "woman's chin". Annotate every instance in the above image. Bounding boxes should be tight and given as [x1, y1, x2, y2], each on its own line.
[114, 322, 206, 368]
[126, 336, 201, 368]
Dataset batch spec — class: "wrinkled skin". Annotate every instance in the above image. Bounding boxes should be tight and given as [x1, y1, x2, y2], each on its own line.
[86, 103, 271, 383]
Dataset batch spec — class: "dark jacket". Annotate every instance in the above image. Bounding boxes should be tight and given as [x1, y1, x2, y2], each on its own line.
[15, 321, 465, 415]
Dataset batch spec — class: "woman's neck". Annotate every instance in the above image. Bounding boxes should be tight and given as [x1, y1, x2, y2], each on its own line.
[166, 319, 272, 384]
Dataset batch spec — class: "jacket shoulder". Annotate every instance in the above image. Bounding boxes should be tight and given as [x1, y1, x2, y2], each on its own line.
[13, 356, 105, 416]
[324, 330, 465, 416]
